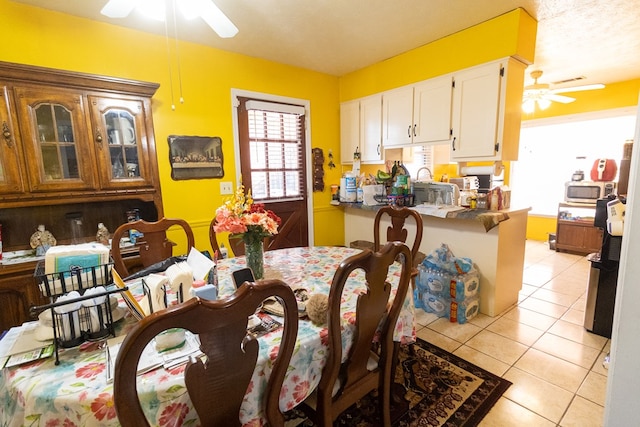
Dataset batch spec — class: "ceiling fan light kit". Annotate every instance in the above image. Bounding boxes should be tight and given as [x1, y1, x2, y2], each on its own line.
[100, 0, 238, 38]
[521, 69, 605, 113]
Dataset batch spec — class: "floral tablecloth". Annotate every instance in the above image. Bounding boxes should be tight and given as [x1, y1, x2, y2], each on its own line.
[0, 246, 415, 426]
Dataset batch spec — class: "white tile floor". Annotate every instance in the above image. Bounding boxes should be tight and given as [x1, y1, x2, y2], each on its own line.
[414, 240, 609, 427]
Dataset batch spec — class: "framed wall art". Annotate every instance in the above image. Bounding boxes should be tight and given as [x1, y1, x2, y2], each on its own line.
[168, 135, 224, 180]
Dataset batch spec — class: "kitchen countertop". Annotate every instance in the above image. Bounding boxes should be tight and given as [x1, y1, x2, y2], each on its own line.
[335, 202, 530, 232]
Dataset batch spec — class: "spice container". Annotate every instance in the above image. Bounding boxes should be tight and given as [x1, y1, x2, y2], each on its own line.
[476, 193, 487, 209]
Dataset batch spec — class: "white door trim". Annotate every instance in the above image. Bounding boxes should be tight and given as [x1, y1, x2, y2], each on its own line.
[230, 88, 314, 246]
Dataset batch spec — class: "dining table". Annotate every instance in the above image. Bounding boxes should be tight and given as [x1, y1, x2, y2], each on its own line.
[0, 246, 416, 427]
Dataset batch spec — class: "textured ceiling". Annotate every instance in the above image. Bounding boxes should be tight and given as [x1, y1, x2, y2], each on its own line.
[9, 0, 640, 89]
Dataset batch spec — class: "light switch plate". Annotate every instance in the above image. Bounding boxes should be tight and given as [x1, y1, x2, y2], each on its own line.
[220, 181, 233, 195]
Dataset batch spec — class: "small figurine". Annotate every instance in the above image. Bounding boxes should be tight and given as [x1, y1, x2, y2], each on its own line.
[30, 224, 57, 256]
[96, 223, 110, 246]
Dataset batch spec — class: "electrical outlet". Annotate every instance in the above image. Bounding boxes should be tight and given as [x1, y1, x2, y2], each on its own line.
[220, 181, 233, 195]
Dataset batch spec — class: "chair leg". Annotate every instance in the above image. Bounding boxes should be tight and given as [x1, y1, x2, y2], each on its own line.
[390, 342, 405, 405]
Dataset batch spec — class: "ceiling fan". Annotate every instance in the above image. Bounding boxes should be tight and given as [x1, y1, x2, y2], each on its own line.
[522, 70, 605, 113]
[100, 0, 238, 38]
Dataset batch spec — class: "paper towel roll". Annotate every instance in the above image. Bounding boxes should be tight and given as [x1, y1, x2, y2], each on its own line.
[144, 273, 169, 314]
[459, 165, 498, 176]
[81, 287, 107, 333]
[54, 291, 82, 342]
[165, 262, 193, 303]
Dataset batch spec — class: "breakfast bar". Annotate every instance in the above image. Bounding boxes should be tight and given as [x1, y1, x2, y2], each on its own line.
[342, 204, 531, 317]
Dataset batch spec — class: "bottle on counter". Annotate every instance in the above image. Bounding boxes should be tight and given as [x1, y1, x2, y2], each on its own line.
[490, 191, 499, 211]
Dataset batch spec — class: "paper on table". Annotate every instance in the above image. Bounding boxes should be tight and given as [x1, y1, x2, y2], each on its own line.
[106, 331, 203, 383]
[3, 344, 54, 368]
[0, 321, 53, 358]
[186, 247, 215, 281]
[112, 268, 146, 320]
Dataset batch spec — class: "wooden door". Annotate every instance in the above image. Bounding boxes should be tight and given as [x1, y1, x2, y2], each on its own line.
[237, 97, 309, 249]
[0, 85, 25, 194]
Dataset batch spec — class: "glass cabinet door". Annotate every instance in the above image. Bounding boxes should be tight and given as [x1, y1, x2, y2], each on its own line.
[15, 86, 95, 192]
[0, 85, 25, 194]
[89, 96, 154, 190]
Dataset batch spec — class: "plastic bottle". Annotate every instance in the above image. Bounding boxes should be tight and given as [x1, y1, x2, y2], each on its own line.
[490, 191, 499, 211]
[220, 243, 228, 259]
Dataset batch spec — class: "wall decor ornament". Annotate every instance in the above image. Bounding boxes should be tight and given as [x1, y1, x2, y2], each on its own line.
[168, 135, 224, 180]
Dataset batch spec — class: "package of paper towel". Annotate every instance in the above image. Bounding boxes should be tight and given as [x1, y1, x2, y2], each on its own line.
[44, 243, 111, 274]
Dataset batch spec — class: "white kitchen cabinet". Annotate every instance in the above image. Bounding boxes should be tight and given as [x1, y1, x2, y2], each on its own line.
[340, 100, 359, 164]
[382, 75, 453, 148]
[359, 94, 382, 163]
[450, 57, 526, 162]
[340, 94, 382, 164]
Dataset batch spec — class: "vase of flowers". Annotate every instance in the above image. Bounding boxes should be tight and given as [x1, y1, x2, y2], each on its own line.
[213, 183, 281, 279]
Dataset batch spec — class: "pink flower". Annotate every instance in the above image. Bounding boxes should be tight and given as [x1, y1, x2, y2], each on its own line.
[213, 184, 280, 240]
[90, 393, 116, 421]
[292, 380, 311, 402]
[76, 362, 104, 379]
[159, 403, 189, 427]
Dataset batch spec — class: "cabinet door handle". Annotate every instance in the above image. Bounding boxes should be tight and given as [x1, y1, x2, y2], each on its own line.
[407, 125, 411, 138]
[2, 121, 12, 148]
[413, 124, 417, 137]
[96, 128, 103, 148]
[452, 136, 457, 151]
[377, 144, 380, 155]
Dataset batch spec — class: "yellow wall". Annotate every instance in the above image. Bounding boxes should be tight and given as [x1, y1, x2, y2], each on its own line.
[0, 0, 343, 250]
[523, 78, 640, 241]
[5, 1, 634, 248]
[339, 8, 537, 101]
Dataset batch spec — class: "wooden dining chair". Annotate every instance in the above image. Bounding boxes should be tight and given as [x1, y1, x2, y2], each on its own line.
[113, 279, 299, 427]
[374, 205, 423, 287]
[209, 217, 270, 257]
[300, 241, 412, 427]
[111, 217, 195, 278]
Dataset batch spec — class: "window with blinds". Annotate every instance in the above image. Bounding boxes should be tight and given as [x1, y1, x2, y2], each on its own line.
[245, 102, 305, 201]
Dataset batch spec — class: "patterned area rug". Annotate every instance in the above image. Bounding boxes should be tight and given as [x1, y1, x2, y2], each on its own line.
[288, 337, 511, 426]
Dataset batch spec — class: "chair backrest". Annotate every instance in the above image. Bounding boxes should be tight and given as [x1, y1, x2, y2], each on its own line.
[209, 217, 270, 257]
[113, 279, 299, 427]
[315, 241, 412, 426]
[373, 205, 423, 267]
[111, 217, 195, 278]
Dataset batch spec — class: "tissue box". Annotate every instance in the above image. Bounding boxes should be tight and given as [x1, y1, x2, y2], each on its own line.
[44, 243, 110, 275]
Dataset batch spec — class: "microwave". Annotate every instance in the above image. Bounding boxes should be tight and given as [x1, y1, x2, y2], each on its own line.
[565, 181, 616, 203]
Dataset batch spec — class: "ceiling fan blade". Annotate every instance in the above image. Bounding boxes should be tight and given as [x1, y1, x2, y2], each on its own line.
[545, 93, 575, 104]
[551, 83, 605, 94]
[199, 0, 239, 38]
[100, 0, 139, 18]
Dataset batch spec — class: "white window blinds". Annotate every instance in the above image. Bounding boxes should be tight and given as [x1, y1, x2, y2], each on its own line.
[245, 101, 306, 201]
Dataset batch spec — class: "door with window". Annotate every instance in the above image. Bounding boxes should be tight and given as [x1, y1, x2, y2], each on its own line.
[236, 97, 309, 249]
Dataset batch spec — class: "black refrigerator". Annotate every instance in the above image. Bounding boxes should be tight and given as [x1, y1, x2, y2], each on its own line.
[583, 197, 623, 338]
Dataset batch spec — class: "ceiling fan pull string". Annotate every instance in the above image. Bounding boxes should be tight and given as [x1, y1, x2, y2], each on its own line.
[164, 10, 176, 111]
[172, 0, 185, 105]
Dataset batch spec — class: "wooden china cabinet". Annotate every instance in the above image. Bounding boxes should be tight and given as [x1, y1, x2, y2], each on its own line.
[0, 61, 164, 332]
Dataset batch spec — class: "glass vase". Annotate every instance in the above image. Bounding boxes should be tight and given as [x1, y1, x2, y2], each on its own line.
[245, 238, 264, 280]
